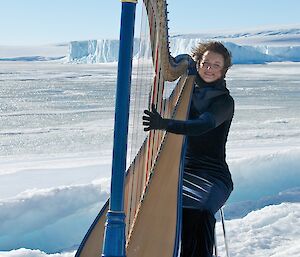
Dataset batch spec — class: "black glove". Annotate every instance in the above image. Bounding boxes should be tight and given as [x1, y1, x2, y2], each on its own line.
[142, 104, 170, 131]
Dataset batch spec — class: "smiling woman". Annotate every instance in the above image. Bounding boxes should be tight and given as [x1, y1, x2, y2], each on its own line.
[143, 41, 234, 257]
[192, 42, 232, 82]
[198, 52, 225, 83]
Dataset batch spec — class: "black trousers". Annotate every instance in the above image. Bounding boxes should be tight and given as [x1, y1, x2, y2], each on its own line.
[180, 208, 216, 257]
[180, 173, 232, 257]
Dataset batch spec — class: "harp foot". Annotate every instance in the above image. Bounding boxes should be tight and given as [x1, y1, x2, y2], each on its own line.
[102, 211, 126, 257]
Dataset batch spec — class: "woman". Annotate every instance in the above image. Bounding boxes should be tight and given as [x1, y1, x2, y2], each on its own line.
[143, 41, 234, 257]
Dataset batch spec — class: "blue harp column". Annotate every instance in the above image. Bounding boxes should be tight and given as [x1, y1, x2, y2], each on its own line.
[102, 0, 137, 257]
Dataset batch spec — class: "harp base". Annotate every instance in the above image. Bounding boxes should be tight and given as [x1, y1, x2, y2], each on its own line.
[102, 211, 126, 257]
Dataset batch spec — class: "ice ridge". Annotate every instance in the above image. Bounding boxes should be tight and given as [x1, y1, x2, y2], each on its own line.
[68, 38, 300, 64]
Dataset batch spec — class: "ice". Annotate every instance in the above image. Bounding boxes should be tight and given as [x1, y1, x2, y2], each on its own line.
[0, 44, 68, 60]
[1, 26, 300, 64]
[223, 187, 300, 220]
[0, 248, 75, 257]
[0, 154, 112, 198]
[0, 203, 298, 257]
[227, 148, 300, 203]
[0, 59, 299, 255]
[68, 39, 284, 64]
[67, 26, 300, 64]
[255, 45, 300, 61]
[0, 179, 109, 253]
[68, 38, 146, 63]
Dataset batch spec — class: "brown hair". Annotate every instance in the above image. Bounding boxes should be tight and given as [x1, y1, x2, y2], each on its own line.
[192, 41, 232, 75]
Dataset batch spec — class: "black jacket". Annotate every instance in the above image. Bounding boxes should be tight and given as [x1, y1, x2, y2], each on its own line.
[166, 72, 234, 187]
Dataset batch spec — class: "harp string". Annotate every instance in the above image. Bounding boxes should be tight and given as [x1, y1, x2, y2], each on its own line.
[124, 0, 183, 242]
[126, 1, 154, 237]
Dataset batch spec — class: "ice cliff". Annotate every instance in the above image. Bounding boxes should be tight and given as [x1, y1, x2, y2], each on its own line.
[68, 28, 300, 64]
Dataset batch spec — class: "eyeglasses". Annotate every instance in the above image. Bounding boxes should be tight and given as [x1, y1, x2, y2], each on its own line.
[199, 61, 224, 71]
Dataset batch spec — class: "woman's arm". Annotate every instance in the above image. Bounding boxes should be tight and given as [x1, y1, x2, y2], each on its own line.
[143, 97, 234, 136]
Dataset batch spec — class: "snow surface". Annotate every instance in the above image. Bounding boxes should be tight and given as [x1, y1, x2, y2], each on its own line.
[0, 202, 298, 257]
[0, 178, 109, 253]
[215, 202, 300, 257]
[0, 44, 68, 61]
[0, 27, 299, 257]
[0, 61, 299, 255]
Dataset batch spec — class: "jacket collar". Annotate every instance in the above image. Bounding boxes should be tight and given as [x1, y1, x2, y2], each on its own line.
[194, 73, 227, 91]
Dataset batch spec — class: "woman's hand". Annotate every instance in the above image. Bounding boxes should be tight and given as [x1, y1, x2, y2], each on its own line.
[142, 104, 169, 131]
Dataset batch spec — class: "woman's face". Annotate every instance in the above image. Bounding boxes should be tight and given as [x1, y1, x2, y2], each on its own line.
[198, 50, 225, 83]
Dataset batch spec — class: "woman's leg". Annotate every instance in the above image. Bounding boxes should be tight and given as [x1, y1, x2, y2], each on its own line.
[180, 208, 216, 257]
[182, 172, 232, 214]
[181, 175, 232, 257]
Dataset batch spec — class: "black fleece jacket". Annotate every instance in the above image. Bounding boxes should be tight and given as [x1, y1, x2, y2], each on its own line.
[166, 73, 234, 185]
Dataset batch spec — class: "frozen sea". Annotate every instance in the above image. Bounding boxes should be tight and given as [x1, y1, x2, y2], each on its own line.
[0, 61, 299, 257]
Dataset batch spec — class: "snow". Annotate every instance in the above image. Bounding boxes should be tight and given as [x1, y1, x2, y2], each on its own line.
[0, 248, 74, 257]
[215, 202, 300, 257]
[0, 44, 68, 61]
[0, 177, 109, 253]
[227, 148, 300, 204]
[0, 26, 299, 256]
[0, 56, 65, 62]
[0, 203, 298, 257]
[172, 26, 300, 46]
[0, 149, 298, 253]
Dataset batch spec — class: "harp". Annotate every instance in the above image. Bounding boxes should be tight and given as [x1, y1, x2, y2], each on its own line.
[75, 0, 195, 256]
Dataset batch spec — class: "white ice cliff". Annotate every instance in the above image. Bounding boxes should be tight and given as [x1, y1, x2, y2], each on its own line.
[67, 27, 300, 64]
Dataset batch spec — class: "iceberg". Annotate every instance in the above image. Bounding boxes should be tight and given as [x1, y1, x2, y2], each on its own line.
[255, 45, 300, 61]
[67, 38, 300, 64]
[1, 27, 299, 64]
[67, 27, 300, 64]
[68, 39, 140, 63]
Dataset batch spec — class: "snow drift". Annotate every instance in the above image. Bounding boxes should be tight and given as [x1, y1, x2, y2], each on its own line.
[0, 202, 299, 257]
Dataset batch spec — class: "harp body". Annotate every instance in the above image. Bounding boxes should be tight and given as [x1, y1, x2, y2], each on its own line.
[75, 1, 195, 256]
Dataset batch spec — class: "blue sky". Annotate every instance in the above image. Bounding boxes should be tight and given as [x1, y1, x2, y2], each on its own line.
[0, 0, 299, 45]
